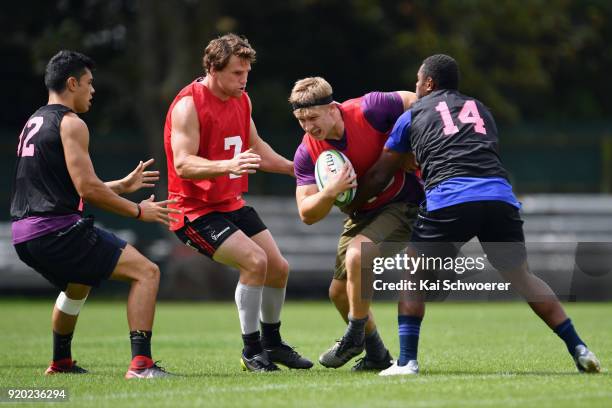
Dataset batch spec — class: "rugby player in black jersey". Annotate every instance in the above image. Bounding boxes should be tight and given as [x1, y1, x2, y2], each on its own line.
[348, 54, 601, 376]
[11, 50, 180, 379]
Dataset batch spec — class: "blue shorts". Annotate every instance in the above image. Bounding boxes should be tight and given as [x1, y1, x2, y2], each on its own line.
[14, 217, 127, 291]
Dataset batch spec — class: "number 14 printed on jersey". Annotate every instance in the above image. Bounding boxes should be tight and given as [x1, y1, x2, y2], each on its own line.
[435, 100, 487, 136]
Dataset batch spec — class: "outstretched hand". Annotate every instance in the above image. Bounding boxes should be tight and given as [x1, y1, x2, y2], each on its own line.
[138, 195, 181, 226]
[122, 158, 160, 194]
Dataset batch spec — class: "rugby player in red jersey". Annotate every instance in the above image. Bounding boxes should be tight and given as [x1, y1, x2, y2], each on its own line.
[164, 34, 312, 372]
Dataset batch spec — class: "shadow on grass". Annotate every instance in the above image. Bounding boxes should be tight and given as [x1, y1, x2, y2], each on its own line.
[422, 369, 607, 376]
[172, 368, 345, 378]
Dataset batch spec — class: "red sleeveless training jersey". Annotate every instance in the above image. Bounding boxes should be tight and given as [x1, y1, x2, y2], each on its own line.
[302, 97, 406, 211]
[164, 78, 250, 230]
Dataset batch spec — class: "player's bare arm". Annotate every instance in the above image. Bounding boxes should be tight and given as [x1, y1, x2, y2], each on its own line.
[105, 158, 160, 194]
[296, 164, 356, 224]
[397, 91, 418, 110]
[344, 148, 407, 213]
[61, 113, 178, 225]
[249, 117, 294, 176]
[172, 96, 261, 179]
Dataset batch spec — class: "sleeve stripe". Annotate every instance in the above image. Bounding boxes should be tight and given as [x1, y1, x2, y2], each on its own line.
[385, 110, 413, 153]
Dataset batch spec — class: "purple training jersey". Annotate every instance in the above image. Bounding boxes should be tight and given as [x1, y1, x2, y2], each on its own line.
[294, 91, 403, 186]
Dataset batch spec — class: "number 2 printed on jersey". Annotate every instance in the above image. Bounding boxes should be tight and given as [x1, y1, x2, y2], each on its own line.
[17, 116, 44, 157]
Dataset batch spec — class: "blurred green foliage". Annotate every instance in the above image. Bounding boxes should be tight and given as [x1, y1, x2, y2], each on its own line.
[3, 1, 611, 127]
[1, 0, 611, 203]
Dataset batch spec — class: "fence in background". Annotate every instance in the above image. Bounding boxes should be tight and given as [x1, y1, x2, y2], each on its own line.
[2, 194, 612, 300]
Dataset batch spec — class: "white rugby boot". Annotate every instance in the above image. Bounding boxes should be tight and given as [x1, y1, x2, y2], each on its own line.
[379, 359, 419, 376]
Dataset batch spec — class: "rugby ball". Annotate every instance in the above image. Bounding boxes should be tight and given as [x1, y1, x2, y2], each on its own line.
[314, 150, 357, 207]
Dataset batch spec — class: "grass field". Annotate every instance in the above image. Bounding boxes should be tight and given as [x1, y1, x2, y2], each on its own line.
[0, 300, 610, 407]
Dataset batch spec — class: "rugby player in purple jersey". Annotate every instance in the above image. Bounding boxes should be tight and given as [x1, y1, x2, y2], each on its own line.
[289, 77, 424, 370]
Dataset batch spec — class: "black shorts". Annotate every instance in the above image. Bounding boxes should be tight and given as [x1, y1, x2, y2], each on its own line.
[14, 217, 127, 291]
[175, 206, 267, 258]
[411, 201, 526, 271]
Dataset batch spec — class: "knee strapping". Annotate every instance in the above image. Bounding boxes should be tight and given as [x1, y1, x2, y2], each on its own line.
[55, 292, 87, 316]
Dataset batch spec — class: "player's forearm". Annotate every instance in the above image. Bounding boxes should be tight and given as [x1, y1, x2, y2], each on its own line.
[104, 179, 126, 195]
[174, 154, 229, 179]
[80, 181, 139, 218]
[297, 191, 336, 225]
[348, 170, 393, 211]
[255, 141, 294, 176]
[261, 156, 293, 176]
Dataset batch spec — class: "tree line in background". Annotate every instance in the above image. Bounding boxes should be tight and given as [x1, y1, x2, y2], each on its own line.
[2, 0, 611, 191]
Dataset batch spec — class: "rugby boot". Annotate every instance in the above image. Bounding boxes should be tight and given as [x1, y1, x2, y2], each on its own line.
[319, 335, 365, 368]
[241, 351, 280, 372]
[45, 358, 88, 375]
[125, 356, 172, 379]
[379, 360, 419, 376]
[352, 349, 393, 371]
[573, 345, 601, 373]
[264, 341, 313, 369]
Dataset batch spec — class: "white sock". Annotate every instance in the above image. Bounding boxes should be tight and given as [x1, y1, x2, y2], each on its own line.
[260, 286, 286, 324]
[234, 282, 263, 334]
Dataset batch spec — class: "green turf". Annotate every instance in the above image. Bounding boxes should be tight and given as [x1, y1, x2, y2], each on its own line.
[0, 300, 610, 407]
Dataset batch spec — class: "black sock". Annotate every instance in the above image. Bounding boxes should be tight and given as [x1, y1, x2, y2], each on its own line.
[52, 331, 73, 361]
[345, 316, 368, 345]
[364, 329, 387, 360]
[242, 331, 263, 358]
[129, 330, 152, 359]
[261, 321, 282, 348]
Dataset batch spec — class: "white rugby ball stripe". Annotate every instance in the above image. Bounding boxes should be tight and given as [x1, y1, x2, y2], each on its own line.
[314, 149, 357, 206]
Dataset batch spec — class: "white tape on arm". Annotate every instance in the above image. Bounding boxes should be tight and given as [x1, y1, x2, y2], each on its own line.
[55, 291, 87, 316]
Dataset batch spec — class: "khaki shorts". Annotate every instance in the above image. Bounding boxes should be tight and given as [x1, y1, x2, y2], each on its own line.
[334, 201, 418, 280]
